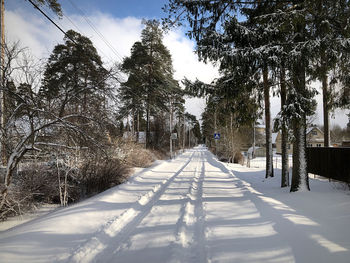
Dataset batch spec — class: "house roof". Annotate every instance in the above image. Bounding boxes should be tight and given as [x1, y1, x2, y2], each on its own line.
[309, 138, 324, 143]
[306, 126, 324, 135]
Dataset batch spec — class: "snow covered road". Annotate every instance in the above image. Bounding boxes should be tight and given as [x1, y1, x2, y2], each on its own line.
[1, 146, 350, 262]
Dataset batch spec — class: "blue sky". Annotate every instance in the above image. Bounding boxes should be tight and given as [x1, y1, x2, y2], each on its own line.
[60, 0, 170, 18]
[8, 0, 169, 19]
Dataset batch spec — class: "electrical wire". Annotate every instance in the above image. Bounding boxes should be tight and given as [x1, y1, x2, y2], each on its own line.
[27, 0, 77, 44]
[67, 0, 124, 63]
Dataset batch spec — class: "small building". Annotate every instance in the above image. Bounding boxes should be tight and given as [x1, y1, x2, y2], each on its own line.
[123, 131, 147, 144]
[255, 147, 266, 157]
[306, 126, 325, 147]
[276, 126, 324, 154]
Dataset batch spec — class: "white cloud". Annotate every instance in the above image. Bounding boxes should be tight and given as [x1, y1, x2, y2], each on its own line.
[163, 29, 219, 121]
[163, 29, 219, 83]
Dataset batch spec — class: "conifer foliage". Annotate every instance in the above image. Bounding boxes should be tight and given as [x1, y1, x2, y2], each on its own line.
[120, 20, 186, 149]
[164, 0, 350, 192]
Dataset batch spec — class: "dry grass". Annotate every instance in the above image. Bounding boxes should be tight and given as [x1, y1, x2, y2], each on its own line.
[117, 141, 167, 168]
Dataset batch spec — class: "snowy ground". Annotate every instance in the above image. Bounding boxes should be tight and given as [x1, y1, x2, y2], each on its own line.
[0, 146, 350, 263]
[248, 154, 293, 169]
[0, 204, 59, 232]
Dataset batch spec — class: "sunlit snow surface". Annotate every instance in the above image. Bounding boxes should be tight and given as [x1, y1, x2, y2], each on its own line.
[0, 146, 350, 263]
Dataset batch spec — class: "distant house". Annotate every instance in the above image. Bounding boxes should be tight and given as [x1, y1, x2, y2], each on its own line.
[276, 126, 324, 154]
[123, 131, 147, 144]
[248, 129, 277, 157]
[306, 126, 324, 147]
[255, 124, 266, 147]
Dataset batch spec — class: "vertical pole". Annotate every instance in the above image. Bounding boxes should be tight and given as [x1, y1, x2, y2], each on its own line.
[137, 110, 140, 143]
[0, 0, 4, 166]
[214, 109, 217, 156]
[183, 114, 185, 152]
[169, 100, 172, 159]
[188, 123, 191, 148]
[253, 121, 256, 159]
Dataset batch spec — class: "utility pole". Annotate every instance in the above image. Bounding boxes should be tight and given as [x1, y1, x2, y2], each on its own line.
[188, 122, 191, 148]
[214, 109, 217, 156]
[253, 121, 256, 158]
[169, 100, 173, 159]
[183, 114, 185, 152]
[0, 0, 4, 166]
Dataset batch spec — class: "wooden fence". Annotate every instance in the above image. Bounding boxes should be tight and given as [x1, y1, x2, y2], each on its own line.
[306, 147, 350, 183]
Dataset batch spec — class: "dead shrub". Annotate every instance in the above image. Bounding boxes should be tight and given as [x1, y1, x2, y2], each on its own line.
[234, 152, 244, 164]
[1, 163, 60, 220]
[80, 158, 131, 197]
[125, 147, 155, 167]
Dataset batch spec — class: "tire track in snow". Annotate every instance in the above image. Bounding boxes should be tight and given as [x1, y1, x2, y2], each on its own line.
[170, 150, 208, 263]
[65, 151, 197, 263]
[169, 158, 200, 262]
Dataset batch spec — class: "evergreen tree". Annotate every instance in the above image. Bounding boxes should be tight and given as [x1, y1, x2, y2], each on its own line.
[307, 0, 350, 147]
[121, 20, 177, 148]
[33, 0, 62, 15]
[41, 30, 109, 117]
[165, 0, 274, 177]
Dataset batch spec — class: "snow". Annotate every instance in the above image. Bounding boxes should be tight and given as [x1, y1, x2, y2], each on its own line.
[1, 146, 350, 262]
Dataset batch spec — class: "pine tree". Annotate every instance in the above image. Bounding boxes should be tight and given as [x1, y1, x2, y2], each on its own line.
[121, 20, 177, 148]
[41, 30, 108, 117]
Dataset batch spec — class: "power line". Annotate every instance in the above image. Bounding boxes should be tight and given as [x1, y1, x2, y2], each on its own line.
[27, 0, 117, 69]
[67, 0, 124, 63]
[27, 0, 77, 45]
[60, 10, 114, 64]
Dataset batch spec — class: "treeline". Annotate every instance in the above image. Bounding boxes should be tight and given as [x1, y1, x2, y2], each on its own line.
[0, 19, 200, 220]
[164, 0, 350, 192]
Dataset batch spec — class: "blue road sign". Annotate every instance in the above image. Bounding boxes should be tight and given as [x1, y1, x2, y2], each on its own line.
[214, 133, 220, 139]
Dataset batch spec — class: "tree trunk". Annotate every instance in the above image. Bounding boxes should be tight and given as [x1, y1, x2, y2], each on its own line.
[322, 73, 330, 147]
[263, 66, 273, 178]
[131, 108, 135, 137]
[0, 149, 27, 213]
[280, 65, 289, 187]
[137, 110, 140, 143]
[291, 120, 310, 191]
[290, 11, 310, 192]
[230, 112, 234, 163]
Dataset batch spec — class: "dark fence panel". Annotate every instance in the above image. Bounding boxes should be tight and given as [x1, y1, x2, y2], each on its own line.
[306, 147, 350, 183]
